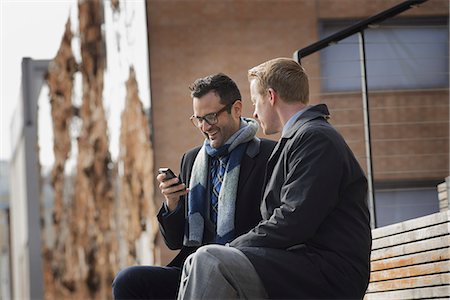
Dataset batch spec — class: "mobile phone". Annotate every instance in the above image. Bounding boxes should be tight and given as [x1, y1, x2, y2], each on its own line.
[158, 167, 177, 180]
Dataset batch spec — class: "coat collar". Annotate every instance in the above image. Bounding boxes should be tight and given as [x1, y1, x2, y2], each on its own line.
[281, 104, 330, 139]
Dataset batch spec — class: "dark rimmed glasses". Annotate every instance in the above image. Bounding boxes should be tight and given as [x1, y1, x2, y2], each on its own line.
[190, 102, 233, 128]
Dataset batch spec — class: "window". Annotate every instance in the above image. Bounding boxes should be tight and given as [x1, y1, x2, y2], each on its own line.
[320, 18, 449, 92]
[375, 187, 439, 227]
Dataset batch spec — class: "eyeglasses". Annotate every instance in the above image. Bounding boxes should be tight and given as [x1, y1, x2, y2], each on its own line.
[190, 103, 233, 127]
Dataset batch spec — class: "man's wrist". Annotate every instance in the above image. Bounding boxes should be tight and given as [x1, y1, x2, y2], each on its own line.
[166, 199, 180, 212]
[163, 199, 182, 215]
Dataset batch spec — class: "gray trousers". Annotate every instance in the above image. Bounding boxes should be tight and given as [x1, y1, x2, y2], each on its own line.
[177, 244, 268, 299]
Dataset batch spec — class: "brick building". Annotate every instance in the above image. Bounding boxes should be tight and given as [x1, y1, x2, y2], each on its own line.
[144, 0, 449, 264]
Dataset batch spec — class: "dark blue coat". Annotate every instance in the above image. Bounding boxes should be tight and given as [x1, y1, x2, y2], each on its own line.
[230, 104, 372, 299]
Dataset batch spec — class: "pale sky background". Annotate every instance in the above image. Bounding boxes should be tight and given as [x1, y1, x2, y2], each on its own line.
[1, 1, 74, 161]
[0, 0, 150, 164]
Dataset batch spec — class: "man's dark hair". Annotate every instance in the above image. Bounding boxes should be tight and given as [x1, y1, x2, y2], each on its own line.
[189, 73, 242, 107]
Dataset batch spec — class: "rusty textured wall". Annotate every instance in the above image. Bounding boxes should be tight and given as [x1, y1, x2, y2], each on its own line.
[73, 0, 115, 298]
[44, 19, 78, 299]
[118, 67, 158, 266]
[42, 1, 156, 299]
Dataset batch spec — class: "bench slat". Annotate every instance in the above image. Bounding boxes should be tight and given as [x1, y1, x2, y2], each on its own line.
[371, 236, 450, 261]
[372, 211, 449, 240]
[370, 260, 450, 282]
[372, 223, 450, 250]
[365, 285, 450, 299]
[366, 273, 450, 293]
[371, 248, 450, 271]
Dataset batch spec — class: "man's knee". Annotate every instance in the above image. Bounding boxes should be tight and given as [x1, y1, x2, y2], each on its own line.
[112, 266, 137, 298]
[194, 244, 229, 259]
[189, 245, 236, 269]
[113, 267, 132, 288]
[112, 266, 159, 294]
[113, 266, 181, 299]
[200, 244, 234, 255]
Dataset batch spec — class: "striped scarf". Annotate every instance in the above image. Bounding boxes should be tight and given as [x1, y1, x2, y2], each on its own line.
[184, 118, 259, 246]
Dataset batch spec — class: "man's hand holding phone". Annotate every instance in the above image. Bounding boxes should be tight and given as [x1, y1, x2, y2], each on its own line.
[157, 168, 188, 212]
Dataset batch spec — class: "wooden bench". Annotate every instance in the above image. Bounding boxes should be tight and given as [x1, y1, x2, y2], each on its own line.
[365, 210, 450, 299]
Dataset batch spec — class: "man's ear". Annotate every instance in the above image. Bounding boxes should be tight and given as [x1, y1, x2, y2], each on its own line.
[232, 100, 243, 116]
[268, 88, 277, 106]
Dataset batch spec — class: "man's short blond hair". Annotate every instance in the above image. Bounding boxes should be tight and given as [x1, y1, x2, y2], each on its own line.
[248, 57, 309, 104]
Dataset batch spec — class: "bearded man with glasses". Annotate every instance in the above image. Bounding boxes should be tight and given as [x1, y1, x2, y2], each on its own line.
[113, 73, 276, 299]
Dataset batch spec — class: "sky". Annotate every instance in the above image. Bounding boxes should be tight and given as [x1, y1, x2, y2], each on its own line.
[1, 1, 74, 161]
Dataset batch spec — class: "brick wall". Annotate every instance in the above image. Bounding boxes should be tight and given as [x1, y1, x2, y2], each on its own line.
[146, 0, 449, 265]
[324, 90, 449, 181]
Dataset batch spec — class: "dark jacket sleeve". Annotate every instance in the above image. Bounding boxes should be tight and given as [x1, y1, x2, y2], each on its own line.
[230, 129, 343, 249]
[157, 152, 190, 250]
